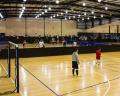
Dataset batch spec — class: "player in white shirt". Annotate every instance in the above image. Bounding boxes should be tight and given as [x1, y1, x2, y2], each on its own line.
[72, 48, 80, 76]
[39, 40, 45, 48]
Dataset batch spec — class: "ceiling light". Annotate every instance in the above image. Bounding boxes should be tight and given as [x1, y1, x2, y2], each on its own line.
[65, 10, 68, 14]
[84, 12, 87, 16]
[61, 13, 63, 15]
[82, 18, 84, 21]
[48, 7, 51, 11]
[56, 0, 59, 4]
[91, 10, 94, 14]
[94, 16, 96, 19]
[78, 15, 81, 17]
[22, 6, 26, 10]
[101, 14, 103, 18]
[19, 11, 24, 18]
[23, 0, 26, 2]
[44, 5, 47, 8]
[35, 15, 39, 19]
[42, 12, 44, 14]
[83, 2, 86, 6]
[57, 14, 59, 16]
[0, 13, 3, 18]
[105, 6, 108, 10]
[53, 15, 56, 18]
[73, 16, 75, 18]
[19, 7, 25, 18]
[77, 19, 80, 22]
[98, 0, 102, 3]
[45, 9, 48, 13]
[87, 17, 90, 20]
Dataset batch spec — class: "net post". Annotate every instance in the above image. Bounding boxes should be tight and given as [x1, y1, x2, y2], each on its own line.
[16, 46, 19, 93]
[8, 44, 11, 78]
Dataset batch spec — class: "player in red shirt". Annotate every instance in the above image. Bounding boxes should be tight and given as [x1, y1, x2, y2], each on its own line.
[96, 48, 101, 65]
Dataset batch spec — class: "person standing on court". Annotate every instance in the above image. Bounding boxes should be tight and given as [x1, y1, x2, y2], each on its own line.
[96, 48, 101, 65]
[72, 48, 80, 76]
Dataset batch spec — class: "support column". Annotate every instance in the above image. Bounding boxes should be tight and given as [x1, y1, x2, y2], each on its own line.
[25, 17, 27, 36]
[109, 25, 111, 34]
[44, 17, 46, 36]
[91, 19, 94, 28]
[61, 19, 63, 36]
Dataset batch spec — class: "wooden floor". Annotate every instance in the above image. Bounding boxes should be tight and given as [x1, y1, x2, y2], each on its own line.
[0, 52, 120, 96]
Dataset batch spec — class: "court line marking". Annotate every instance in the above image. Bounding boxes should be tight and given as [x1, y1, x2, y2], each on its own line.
[0, 63, 15, 83]
[96, 71, 110, 96]
[0, 63, 23, 95]
[20, 63, 112, 96]
[20, 61, 120, 96]
[103, 66, 120, 73]
[60, 70, 111, 96]
[20, 64, 59, 96]
[0, 63, 8, 74]
[61, 63, 120, 96]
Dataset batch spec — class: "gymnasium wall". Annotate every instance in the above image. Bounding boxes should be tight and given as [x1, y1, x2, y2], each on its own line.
[86, 21, 120, 33]
[0, 20, 5, 33]
[0, 18, 83, 36]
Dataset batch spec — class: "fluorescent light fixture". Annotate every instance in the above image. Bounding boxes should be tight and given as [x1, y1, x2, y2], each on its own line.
[98, 0, 102, 3]
[53, 15, 56, 18]
[65, 10, 68, 14]
[83, 2, 86, 6]
[56, 0, 59, 4]
[105, 6, 108, 10]
[19, 10, 25, 18]
[35, 14, 41, 19]
[35, 15, 39, 18]
[101, 14, 103, 18]
[45, 9, 48, 13]
[57, 14, 59, 16]
[87, 17, 90, 20]
[23, 6, 26, 10]
[44, 5, 47, 8]
[68, 16, 71, 19]
[0, 13, 3, 18]
[23, 0, 27, 2]
[92, 10, 94, 14]
[84, 12, 87, 16]
[94, 16, 96, 19]
[61, 13, 63, 15]
[42, 12, 44, 14]
[48, 7, 51, 11]
[73, 16, 75, 18]
[19, 6, 26, 18]
[82, 18, 84, 21]
[78, 15, 81, 17]
[19, 7, 25, 18]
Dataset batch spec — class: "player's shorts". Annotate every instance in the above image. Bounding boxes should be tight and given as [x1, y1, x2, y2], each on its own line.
[72, 61, 78, 69]
[96, 57, 100, 60]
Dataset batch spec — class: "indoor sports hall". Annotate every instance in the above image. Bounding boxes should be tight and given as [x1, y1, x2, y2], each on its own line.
[0, 0, 120, 96]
